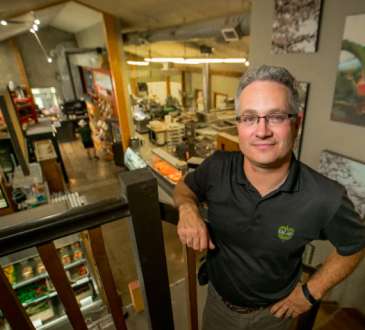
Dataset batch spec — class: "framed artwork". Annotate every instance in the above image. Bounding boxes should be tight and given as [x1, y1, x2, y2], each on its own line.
[318, 150, 365, 220]
[271, 0, 323, 54]
[213, 92, 228, 109]
[331, 14, 365, 128]
[293, 82, 309, 160]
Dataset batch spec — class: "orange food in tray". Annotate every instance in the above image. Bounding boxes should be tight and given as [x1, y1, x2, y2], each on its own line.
[167, 172, 182, 182]
[152, 161, 177, 176]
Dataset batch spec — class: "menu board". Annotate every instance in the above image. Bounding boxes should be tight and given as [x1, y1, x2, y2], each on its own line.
[84, 68, 96, 96]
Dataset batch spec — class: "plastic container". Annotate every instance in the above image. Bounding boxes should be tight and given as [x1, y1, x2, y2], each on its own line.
[71, 242, 83, 261]
[34, 256, 46, 274]
[58, 246, 71, 266]
[20, 260, 34, 280]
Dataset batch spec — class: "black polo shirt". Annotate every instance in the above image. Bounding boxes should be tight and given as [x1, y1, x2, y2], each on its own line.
[184, 151, 365, 307]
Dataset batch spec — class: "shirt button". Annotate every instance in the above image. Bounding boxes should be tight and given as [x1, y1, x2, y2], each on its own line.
[255, 216, 260, 220]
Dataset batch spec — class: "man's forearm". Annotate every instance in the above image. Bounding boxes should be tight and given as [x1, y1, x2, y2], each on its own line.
[307, 247, 365, 300]
[173, 179, 199, 209]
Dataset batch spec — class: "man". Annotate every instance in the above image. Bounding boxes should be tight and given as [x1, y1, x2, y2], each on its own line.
[174, 65, 365, 330]
[173, 136, 190, 161]
[77, 119, 99, 160]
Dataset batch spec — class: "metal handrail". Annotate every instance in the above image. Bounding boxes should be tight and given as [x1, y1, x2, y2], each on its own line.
[0, 196, 129, 258]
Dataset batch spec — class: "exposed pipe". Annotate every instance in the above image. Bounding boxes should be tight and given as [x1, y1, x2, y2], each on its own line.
[203, 63, 211, 113]
[123, 13, 250, 45]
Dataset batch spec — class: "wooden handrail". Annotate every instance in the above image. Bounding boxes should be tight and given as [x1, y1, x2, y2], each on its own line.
[0, 196, 129, 258]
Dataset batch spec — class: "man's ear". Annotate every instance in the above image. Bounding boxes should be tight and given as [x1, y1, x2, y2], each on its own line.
[294, 115, 302, 138]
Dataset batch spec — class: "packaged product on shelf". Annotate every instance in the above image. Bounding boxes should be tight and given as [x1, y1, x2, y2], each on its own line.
[20, 260, 34, 280]
[34, 256, 46, 274]
[58, 246, 71, 266]
[3, 264, 16, 285]
[71, 242, 83, 261]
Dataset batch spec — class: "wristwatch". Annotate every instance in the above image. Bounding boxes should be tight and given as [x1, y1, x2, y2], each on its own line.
[302, 283, 319, 305]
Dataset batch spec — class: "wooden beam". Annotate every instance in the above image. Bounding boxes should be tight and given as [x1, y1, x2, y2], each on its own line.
[181, 71, 186, 108]
[166, 76, 171, 95]
[0, 265, 35, 330]
[172, 65, 242, 78]
[129, 53, 139, 97]
[11, 38, 32, 97]
[88, 226, 128, 330]
[103, 13, 131, 153]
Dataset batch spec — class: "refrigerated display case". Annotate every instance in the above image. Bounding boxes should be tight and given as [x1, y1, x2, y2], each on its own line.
[124, 147, 147, 171]
[0, 202, 104, 330]
[146, 148, 187, 195]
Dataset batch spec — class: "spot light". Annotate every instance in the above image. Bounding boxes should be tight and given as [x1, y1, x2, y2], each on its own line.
[1, 20, 7, 26]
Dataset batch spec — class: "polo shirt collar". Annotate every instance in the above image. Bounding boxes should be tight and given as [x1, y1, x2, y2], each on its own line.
[235, 152, 300, 193]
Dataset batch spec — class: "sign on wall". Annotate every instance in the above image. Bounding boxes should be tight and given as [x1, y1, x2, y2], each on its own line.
[271, 0, 323, 54]
[331, 14, 365, 128]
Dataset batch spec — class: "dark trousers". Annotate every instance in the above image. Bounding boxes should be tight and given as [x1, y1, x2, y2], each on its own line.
[202, 283, 293, 330]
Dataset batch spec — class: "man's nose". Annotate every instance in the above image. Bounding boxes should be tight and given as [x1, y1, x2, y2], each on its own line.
[255, 117, 273, 138]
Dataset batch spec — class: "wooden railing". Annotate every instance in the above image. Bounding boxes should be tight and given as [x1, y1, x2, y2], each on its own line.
[0, 167, 320, 330]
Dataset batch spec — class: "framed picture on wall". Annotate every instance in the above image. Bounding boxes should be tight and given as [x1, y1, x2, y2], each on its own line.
[293, 82, 310, 160]
[331, 13, 365, 128]
[271, 0, 323, 54]
[214, 92, 228, 109]
[318, 150, 365, 221]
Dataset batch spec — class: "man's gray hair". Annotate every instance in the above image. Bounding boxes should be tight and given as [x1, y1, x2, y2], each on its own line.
[235, 65, 300, 115]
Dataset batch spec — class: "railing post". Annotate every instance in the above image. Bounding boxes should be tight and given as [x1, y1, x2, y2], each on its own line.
[120, 168, 174, 330]
[183, 245, 199, 330]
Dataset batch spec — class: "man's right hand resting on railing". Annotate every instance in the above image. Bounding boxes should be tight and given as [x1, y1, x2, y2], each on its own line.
[174, 182, 215, 252]
[173, 65, 365, 330]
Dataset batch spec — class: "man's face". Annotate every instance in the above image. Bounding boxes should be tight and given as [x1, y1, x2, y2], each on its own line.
[237, 81, 301, 168]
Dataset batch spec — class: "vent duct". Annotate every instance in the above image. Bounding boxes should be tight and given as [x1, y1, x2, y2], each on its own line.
[123, 13, 250, 46]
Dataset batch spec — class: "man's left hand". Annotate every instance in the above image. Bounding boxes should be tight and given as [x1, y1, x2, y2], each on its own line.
[270, 284, 313, 319]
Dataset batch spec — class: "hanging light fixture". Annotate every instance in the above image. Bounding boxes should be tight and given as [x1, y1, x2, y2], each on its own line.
[33, 24, 38, 31]
[34, 19, 40, 25]
[1, 20, 7, 26]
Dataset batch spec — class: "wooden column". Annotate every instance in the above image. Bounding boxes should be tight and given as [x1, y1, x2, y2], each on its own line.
[11, 38, 32, 97]
[166, 76, 171, 96]
[103, 13, 131, 153]
[181, 71, 186, 108]
[129, 53, 139, 97]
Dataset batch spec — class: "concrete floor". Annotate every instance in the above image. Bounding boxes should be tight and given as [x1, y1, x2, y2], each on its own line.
[59, 138, 206, 327]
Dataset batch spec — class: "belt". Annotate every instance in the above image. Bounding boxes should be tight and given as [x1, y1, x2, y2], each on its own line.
[223, 299, 265, 314]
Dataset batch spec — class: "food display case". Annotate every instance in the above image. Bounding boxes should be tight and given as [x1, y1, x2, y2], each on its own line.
[147, 148, 187, 194]
[124, 147, 147, 171]
[0, 202, 104, 330]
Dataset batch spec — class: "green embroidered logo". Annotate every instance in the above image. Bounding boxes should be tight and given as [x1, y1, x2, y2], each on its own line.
[278, 225, 294, 242]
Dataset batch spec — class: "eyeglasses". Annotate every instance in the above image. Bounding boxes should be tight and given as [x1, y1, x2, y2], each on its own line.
[236, 113, 298, 127]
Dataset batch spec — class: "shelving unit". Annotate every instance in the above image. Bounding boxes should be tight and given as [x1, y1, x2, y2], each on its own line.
[166, 123, 185, 153]
[12, 96, 38, 124]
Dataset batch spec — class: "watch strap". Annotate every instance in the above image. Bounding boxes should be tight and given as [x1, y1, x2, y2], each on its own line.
[302, 283, 318, 305]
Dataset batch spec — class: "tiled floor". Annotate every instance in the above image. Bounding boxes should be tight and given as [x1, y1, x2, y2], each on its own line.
[59, 138, 205, 309]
